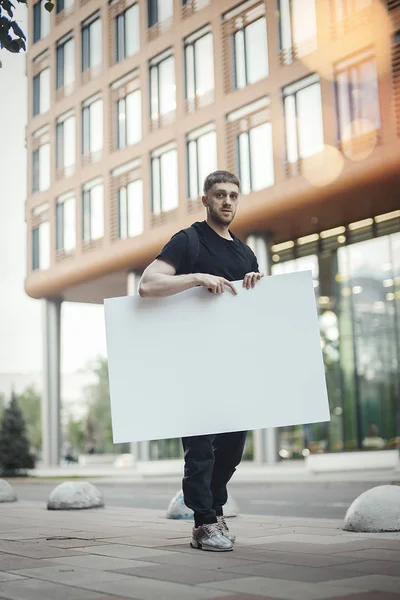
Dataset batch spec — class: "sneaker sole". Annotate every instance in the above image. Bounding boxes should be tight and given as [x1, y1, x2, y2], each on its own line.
[190, 540, 233, 552]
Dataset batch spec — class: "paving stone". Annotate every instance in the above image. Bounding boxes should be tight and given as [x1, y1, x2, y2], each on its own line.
[0, 578, 105, 600]
[0, 540, 82, 559]
[327, 575, 400, 593]
[0, 573, 25, 583]
[244, 534, 362, 546]
[323, 594, 400, 600]
[131, 550, 252, 569]
[0, 556, 56, 572]
[338, 560, 400, 577]
[220, 562, 365, 583]
[116, 564, 250, 585]
[334, 549, 400, 562]
[78, 575, 232, 600]
[9, 565, 132, 587]
[252, 542, 377, 555]
[199, 576, 365, 600]
[53, 554, 155, 571]
[220, 548, 365, 568]
[76, 544, 175, 560]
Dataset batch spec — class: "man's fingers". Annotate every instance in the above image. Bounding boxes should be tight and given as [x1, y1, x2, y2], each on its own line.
[223, 279, 238, 295]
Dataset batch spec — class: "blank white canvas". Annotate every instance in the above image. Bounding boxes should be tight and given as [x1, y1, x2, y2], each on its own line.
[104, 271, 330, 443]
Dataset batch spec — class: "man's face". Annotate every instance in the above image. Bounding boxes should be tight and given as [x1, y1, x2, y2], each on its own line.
[202, 182, 239, 227]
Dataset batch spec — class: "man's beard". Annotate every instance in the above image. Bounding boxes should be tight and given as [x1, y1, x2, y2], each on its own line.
[208, 206, 234, 227]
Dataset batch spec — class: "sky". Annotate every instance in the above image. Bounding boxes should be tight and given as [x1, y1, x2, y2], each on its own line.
[0, 6, 106, 375]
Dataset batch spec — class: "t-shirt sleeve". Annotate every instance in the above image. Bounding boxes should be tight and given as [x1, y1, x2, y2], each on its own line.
[156, 231, 189, 274]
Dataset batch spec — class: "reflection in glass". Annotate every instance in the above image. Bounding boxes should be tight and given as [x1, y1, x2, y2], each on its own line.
[39, 221, 50, 270]
[89, 184, 104, 241]
[40, 68, 50, 114]
[39, 143, 50, 191]
[125, 4, 140, 59]
[160, 150, 178, 212]
[63, 197, 76, 251]
[284, 81, 324, 163]
[192, 33, 214, 96]
[158, 57, 176, 115]
[234, 17, 268, 88]
[249, 122, 274, 191]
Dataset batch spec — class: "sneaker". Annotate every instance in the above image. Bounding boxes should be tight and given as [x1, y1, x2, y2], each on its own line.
[217, 515, 236, 543]
[190, 522, 233, 552]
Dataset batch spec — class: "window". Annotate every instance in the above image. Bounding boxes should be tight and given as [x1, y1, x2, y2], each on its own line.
[114, 77, 141, 149]
[32, 221, 50, 270]
[185, 26, 214, 109]
[82, 178, 104, 241]
[56, 111, 75, 176]
[227, 97, 274, 194]
[56, 34, 75, 90]
[33, 67, 50, 116]
[335, 50, 380, 143]
[283, 74, 324, 164]
[329, 0, 371, 22]
[56, 0, 74, 14]
[81, 14, 102, 72]
[150, 50, 176, 124]
[33, 0, 50, 43]
[118, 180, 144, 238]
[32, 143, 50, 193]
[56, 193, 76, 252]
[82, 95, 103, 159]
[279, 0, 317, 63]
[115, 3, 140, 62]
[182, 0, 210, 15]
[148, 0, 173, 27]
[187, 123, 217, 199]
[151, 143, 178, 214]
[224, 2, 268, 90]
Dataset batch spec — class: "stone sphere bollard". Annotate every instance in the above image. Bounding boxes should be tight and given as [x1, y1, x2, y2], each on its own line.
[47, 481, 104, 510]
[0, 479, 17, 503]
[166, 490, 239, 520]
[344, 485, 400, 532]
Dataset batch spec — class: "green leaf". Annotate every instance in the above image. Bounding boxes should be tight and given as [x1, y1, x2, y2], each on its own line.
[44, 1, 54, 12]
[2, 0, 14, 18]
[11, 19, 25, 40]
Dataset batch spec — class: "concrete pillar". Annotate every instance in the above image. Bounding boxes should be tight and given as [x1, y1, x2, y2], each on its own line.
[127, 271, 150, 462]
[42, 299, 62, 466]
[246, 234, 278, 465]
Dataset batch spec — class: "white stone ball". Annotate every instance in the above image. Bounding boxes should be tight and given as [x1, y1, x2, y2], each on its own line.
[344, 485, 400, 532]
[0, 479, 17, 503]
[47, 481, 104, 510]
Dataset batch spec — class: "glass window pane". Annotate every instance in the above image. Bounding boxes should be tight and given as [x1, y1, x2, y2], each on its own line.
[358, 58, 380, 132]
[33, 75, 40, 116]
[234, 30, 246, 89]
[292, 0, 317, 47]
[284, 95, 298, 163]
[279, 0, 292, 51]
[150, 66, 159, 118]
[33, 3, 41, 43]
[159, 57, 176, 115]
[40, 68, 50, 113]
[160, 150, 178, 212]
[63, 197, 76, 251]
[41, 2, 50, 38]
[32, 151, 39, 192]
[197, 131, 217, 193]
[246, 18, 268, 84]
[297, 82, 324, 158]
[90, 184, 104, 240]
[90, 99, 103, 152]
[127, 180, 143, 237]
[336, 71, 351, 141]
[188, 140, 199, 199]
[125, 4, 140, 57]
[89, 19, 102, 68]
[64, 116, 75, 168]
[126, 90, 142, 146]
[56, 45, 64, 89]
[151, 158, 161, 214]
[249, 122, 274, 191]
[194, 33, 214, 95]
[117, 99, 126, 149]
[238, 133, 251, 195]
[118, 187, 128, 239]
[39, 143, 50, 191]
[64, 38, 75, 86]
[116, 14, 124, 62]
[39, 221, 50, 270]
[82, 26, 90, 71]
[185, 45, 195, 100]
[157, 0, 173, 22]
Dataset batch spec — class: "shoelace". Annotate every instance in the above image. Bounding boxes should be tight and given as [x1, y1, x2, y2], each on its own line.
[203, 522, 222, 536]
[217, 516, 228, 531]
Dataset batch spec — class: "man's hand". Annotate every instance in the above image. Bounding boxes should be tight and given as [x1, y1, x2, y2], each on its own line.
[243, 272, 264, 289]
[195, 273, 238, 295]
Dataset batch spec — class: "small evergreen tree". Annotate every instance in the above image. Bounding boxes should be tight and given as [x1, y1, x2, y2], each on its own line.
[0, 392, 35, 476]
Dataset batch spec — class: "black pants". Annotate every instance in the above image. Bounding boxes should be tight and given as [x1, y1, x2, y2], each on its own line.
[181, 431, 247, 528]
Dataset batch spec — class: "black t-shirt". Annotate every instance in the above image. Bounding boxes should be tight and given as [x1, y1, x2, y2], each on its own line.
[157, 221, 259, 281]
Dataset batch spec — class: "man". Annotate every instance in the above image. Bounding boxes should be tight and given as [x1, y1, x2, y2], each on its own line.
[139, 170, 264, 551]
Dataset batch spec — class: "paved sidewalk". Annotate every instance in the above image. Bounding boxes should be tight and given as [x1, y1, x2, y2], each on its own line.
[0, 501, 399, 600]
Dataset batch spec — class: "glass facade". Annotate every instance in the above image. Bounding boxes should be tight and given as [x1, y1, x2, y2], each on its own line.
[116, 90, 142, 149]
[56, 35, 75, 90]
[33, 68, 50, 117]
[82, 180, 104, 242]
[279, 0, 317, 61]
[56, 193, 76, 252]
[151, 144, 178, 214]
[187, 124, 217, 200]
[81, 14, 102, 72]
[82, 96, 103, 157]
[115, 3, 140, 63]
[234, 14, 268, 88]
[185, 28, 214, 103]
[150, 51, 176, 121]
[117, 180, 144, 239]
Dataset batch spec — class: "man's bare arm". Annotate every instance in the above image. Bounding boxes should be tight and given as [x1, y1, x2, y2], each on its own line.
[138, 260, 237, 298]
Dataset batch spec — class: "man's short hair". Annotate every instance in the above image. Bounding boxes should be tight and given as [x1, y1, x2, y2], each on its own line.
[203, 171, 240, 196]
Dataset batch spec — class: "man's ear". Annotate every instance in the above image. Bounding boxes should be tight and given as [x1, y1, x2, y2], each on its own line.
[201, 195, 207, 208]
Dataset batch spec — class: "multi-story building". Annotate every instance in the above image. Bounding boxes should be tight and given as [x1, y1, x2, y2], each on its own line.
[26, 0, 400, 466]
